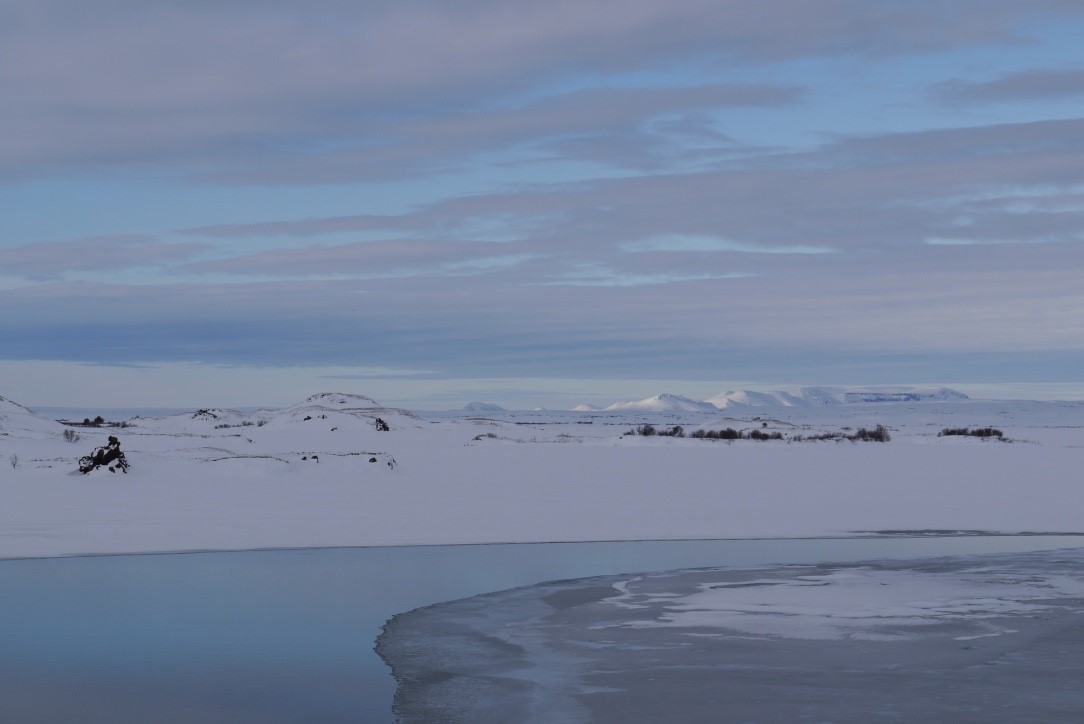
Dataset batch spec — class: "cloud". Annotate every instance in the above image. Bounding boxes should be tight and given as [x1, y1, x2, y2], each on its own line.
[190, 82, 802, 184]
[401, 117, 1084, 252]
[622, 235, 836, 254]
[5, 1, 1084, 392]
[538, 264, 750, 287]
[171, 115, 1084, 294]
[930, 68, 1084, 105]
[4, 234, 1081, 381]
[179, 215, 410, 240]
[320, 368, 439, 379]
[3, 1, 1081, 181]
[0, 235, 209, 280]
[182, 239, 541, 279]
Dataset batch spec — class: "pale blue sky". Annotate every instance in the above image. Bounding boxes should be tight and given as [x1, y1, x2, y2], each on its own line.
[2, 1, 1083, 408]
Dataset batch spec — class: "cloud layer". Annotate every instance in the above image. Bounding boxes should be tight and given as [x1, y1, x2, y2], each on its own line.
[2, 1, 1083, 402]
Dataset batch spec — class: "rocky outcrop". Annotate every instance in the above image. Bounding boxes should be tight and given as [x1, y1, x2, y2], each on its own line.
[79, 435, 129, 474]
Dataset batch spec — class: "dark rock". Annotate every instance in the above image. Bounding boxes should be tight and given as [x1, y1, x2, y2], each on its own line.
[79, 435, 129, 474]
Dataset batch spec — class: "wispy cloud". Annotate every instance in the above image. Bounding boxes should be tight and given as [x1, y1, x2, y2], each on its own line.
[181, 240, 539, 279]
[0, 235, 208, 281]
[622, 235, 836, 254]
[930, 67, 1084, 105]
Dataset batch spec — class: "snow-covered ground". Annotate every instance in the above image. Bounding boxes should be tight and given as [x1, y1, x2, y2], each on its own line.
[2, 390, 1083, 559]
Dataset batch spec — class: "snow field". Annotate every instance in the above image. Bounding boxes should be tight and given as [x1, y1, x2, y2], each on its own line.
[2, 392, 1082, 559]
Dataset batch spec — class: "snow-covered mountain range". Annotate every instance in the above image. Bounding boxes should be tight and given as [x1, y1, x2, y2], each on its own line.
[585, 386, 969, 413]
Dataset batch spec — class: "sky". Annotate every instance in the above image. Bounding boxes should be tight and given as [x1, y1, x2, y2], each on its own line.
[2, 0, 1084, 409]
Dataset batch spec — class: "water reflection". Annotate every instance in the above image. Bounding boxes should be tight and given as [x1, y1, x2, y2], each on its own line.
[2, 536, 1083, 722]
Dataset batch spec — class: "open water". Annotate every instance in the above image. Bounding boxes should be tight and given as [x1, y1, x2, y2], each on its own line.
[3, 535, 1084, 722]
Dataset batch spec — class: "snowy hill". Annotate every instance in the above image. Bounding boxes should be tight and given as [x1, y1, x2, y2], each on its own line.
[129, 405, 273, 433]
[262, 392, 420, 431]
[0, 396, 66, 437]
[287, 391, 385, 410]
[603, 393, 718, 413]
[125, 391, 421, 437]
[190, 407, 251, 423]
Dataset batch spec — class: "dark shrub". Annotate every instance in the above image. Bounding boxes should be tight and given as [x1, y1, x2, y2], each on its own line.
[748, 429, 783, 441]
[938, 427, 1003, 439]
[851, 425, 891, 442]
[690, 427, 773, 441]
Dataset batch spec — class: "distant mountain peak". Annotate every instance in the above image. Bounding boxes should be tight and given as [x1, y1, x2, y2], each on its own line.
[705, 386, 968, 408]
[603, 393, 718, 413]
[462, 401, 505, 412]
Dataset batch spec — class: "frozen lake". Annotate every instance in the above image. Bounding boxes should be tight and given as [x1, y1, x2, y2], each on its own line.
[3, 535, 1084, 722]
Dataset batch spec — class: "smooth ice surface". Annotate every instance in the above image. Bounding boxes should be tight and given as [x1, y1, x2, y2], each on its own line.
[379, 548, 1084, 723]
[609, 566, 1084, 640]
